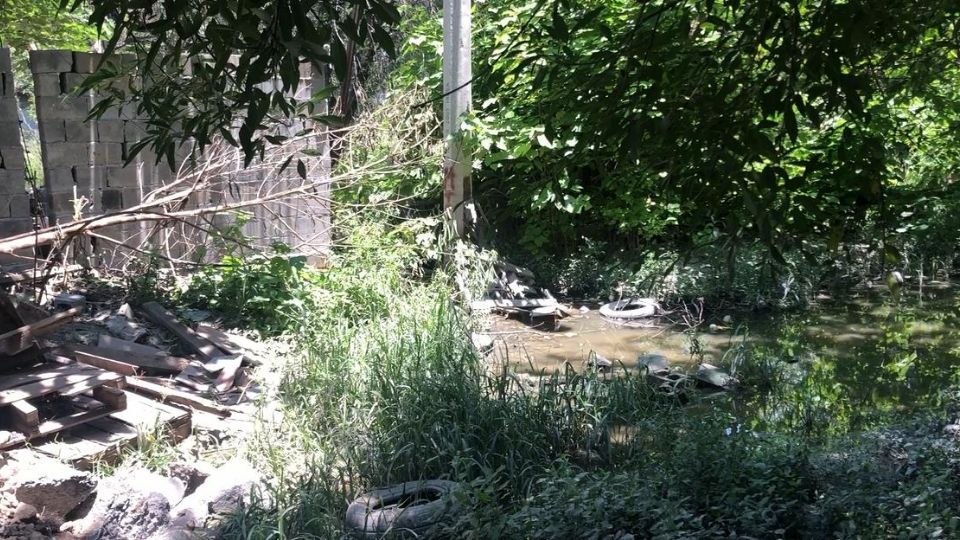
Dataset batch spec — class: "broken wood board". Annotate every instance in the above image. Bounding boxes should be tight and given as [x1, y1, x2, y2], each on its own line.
[0, 365, 123, 405]
[31, 390, 192, 468]
[470, 298, 560, 311]
[139, 302, 220, 361]
[125, 376, 231, 417]
[75, 342, 188, 375]
[0, 296, 45, 371]
[0, 307, 82, 356]
[0, 384, 128, 450]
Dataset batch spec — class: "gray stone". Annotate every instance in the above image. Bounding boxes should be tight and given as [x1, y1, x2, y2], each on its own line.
[695, 363, 736, 389]
[13, 502, 38, 522]
[12, 456, 97, 521]
[637, 353, 669, 372]
[167, 461, 216, 496]
[165, 459, 262, 532]
[29, 50, 74, 74]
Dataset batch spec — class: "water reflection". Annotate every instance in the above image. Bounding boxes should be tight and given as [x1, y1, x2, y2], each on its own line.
[485, 280, 960, 433]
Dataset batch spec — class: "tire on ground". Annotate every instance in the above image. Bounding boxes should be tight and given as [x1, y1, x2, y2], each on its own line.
[344, 480, 458, 538]
[599, 298, 659, 319]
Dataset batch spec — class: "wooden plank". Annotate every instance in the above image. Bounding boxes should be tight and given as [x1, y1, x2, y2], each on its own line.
[92, 338, 189, 374]
[0, 370, 121, 405]
[139, 302, 220, 361]
[194, 324, 242, 355]
[93, 386, 127, 409]
[0, 393, 125, 450]
[125, 376, 230, 417]
[0, 363, 101, 392]
[0, 307, 82, 356]
[110, 390, 192, 441]
[74, 349, 139, 376]
[8, 400, 39, 434]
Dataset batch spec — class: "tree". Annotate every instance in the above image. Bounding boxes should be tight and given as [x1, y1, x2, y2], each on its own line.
[67, 0, 401, 167]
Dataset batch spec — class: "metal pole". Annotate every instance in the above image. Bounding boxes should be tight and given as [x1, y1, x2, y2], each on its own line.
[442, 0, 473, 238]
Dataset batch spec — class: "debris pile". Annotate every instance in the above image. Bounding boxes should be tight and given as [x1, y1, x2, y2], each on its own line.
[1, 450, 264, 539]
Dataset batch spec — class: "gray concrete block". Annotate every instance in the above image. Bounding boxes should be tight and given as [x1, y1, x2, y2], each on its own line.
[73, 52, 103, 74]
[0, 168, 25, 192]
[8, 194, 31, 218]
[0, 218, 31, 237]
[0, 146, 26, 169]
[29, 50, 74, 74]
[64, 120, 95, 143]
[35, 96, 89, 121]
[117, 102, 140, 120]
[42, 142, 90, 166]
[0, 122, 22, 147]
[44, 167, 76, 192]
[48, 191, 83, 216]
[93, 142, 125, 164]
[0, 48, 11, 72]
[73, 165, 106, 189]
[38, 119, 67, 143]
[33, 73, 63, 97]
[98, 120, 125, 142]
[101, 188, 123, 210]
[123, 120, 146, 141]
[61, 72, 89, 94]
[1, 73, 14, 97]
[106, 165, 140, 187]
[0, 97, 17, 118]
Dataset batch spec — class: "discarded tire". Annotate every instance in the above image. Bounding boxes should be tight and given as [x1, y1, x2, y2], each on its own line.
[345, 480, 458, 538]
[599, 298, 658, 319]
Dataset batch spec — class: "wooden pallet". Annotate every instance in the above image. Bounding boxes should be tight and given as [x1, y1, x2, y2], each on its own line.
[0, 363, 126, 449]
[30, 390, 192, 469]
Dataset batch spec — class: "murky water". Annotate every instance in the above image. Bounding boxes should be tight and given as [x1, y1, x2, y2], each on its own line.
[483, 280, 960, 429]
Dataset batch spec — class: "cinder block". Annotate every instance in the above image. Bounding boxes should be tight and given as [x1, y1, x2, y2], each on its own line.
[33, 73, 62, 97]
[44, 167, 76, 192]
[8, 194, 31, 218]
[0, 146, 25, 169]
[73, 52, 103, 74]
[61, 72, 89, 94]
[48, 191, 85, 217]
[35, 96, 89, 121]
[0, 97, 17, 118]
[64, 119, 95, 143]
[0, 218, 32, 237]
[29, 50, 74, 74]
[117, 102, 140, 120]
[38, 118, 67, 143]
[93, 142, 125, 164]
[73, 165, 106, 190]
[42, 142, 90, 166]
[0, 49, 11, 72]
[98, 120, 125, 142]
[123, 120, 146, 141]
[1, 73, 13, 97]
[0, 122, 22, 147]
[106, 165, 140, 187]
[0, 169, 25, 194]
[101, 188, 123, 210]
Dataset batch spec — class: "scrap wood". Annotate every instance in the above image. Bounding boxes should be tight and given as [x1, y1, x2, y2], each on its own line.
[139, 302, 220, 361]
[0, 264, 82, 286]
[124, 376, 231, 417]
[195, 324, 266, 365]
[81, 340, 189, 374]
[0, 369, 123, 405]
[72, 348, 139, 376]
[0, 307, 82, 356]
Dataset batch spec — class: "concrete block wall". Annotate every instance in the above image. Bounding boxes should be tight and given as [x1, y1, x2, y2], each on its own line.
[0, 48, 33, 242]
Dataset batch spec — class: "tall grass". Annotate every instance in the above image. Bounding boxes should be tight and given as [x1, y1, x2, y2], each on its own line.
[183, 219, 960, 539]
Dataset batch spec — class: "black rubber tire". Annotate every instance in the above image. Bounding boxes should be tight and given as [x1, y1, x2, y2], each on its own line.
[599, 298, 658, 319]
[344, 480, 458, 538]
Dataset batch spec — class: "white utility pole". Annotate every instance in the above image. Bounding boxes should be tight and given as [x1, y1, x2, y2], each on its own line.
[442, 0, 473, 238]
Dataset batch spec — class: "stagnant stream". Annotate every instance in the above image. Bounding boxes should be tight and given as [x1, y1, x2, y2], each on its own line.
[482, 279, 960, 431]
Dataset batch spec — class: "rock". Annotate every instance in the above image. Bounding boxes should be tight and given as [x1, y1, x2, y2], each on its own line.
[695, 363, 736, 389]
[722, 315, 733, 324]
[60, 468, 185, 540]
[471, 333, 494, 354]
[12, 456, 97, 522]
[167, 461, 216, 496]
[13, 502, 38, 522]
[637, 353, 669, 373]
[587, 353, 613, 372]
[106, 314, 147, 341]
[160, 459, 264, 537]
